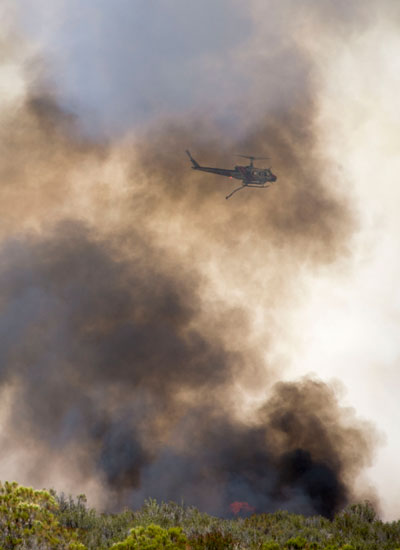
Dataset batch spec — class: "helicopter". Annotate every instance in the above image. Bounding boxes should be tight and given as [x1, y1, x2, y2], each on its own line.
[186, 150, 277, 199]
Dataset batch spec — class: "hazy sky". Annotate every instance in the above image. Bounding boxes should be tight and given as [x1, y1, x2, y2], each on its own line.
[1, 0, 400, 519]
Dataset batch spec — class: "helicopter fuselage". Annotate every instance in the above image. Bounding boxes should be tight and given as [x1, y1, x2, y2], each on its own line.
[186, 150, 277, 198]
[232, 165, 277, 185]
[190, 163, 277, 185]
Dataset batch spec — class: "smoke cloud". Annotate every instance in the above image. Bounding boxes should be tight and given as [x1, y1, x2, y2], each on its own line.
[0, 0, 387, 518]
[0, 221, 374, 518]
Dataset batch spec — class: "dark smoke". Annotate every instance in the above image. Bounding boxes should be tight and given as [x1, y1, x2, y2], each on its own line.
[0, 2, 379, 518]
[0, 221, 374, 518]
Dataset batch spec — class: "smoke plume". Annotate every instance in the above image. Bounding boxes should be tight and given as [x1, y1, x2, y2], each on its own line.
[0, 0, 382, 518]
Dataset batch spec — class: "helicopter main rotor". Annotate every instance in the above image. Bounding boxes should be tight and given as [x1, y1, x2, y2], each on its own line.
[236, 154, 270, 167]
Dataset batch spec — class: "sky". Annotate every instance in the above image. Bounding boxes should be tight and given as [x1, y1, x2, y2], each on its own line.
[291, 20, 400, 517]
[0, 0, 399, 519]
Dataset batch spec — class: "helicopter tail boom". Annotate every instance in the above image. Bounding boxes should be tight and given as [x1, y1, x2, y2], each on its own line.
[186, 150, 200, 169]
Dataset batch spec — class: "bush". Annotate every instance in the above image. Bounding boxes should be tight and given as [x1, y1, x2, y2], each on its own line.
[189, 529, 237, 550]
[285, 537, 307, 549]
[260, 542, 281, 550]
[110, 524, 187, 550]
[0, 481, 86, 549]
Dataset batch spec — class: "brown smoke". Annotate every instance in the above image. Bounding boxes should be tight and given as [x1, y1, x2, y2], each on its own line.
[0, 6, 379, 518]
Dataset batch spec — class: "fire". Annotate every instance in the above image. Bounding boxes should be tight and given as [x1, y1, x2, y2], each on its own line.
[229, 501, 256, 515]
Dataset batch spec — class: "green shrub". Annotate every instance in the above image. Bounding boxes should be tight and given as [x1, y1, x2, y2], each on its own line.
[110, 524, 187, 550]
[285, 537, 307, 549]
[260, 541, 281, 550]
[0, 481, 86, 549]
[189, 529, 237, 550]
[56, 492, 134, 550]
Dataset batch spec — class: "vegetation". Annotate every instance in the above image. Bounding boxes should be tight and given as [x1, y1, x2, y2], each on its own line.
[1, 482, 400, 550]
[110, 524, 187, 550]
[0, 481, 85, 549]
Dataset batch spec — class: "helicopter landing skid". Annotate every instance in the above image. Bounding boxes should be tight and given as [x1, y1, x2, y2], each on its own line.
[226, 185, 245, 199]
[225, 183, 271, 200]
